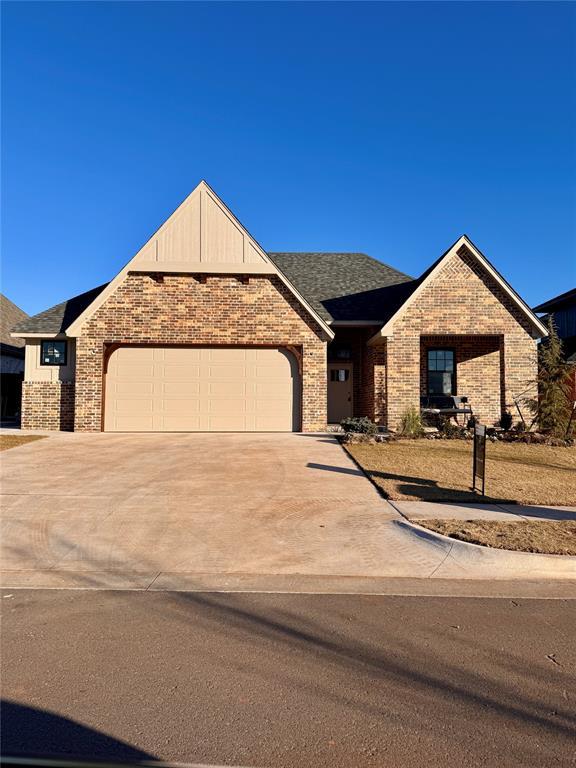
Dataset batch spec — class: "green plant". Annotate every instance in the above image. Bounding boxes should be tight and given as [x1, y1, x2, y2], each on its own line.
[499, 411, 513, 431]
[398, 406, 425, 438]
[529, 317, 573, 437]
[340, 416, 378, 435]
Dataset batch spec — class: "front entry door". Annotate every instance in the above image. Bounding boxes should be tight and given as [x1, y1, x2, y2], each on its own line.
[328, 363, 353, 423]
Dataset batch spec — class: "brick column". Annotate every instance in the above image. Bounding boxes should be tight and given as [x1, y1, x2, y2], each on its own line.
[385, 335, 420, 430]
[302, 341, 327, 431]
[502, 333, 538, 420]
[360, 344, 387, 423]
[74, 337, 104, 432]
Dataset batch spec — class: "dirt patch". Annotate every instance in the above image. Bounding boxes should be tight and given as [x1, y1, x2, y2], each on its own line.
[345, 439, 576, 505]
[0, 435, 46, 452]
[415, 519, 576, 555]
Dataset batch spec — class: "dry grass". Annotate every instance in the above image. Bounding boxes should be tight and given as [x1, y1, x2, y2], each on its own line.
[0, 434, 46, 452]
[415, 519, 576, 555]
[345, 439, 576, 505]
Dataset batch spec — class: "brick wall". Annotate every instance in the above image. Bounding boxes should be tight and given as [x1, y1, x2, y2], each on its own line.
[420, 335, 502, 423]
[384, 245, 538, 429]
[74, 274, 329, 432]
[22, 381, 75, 431]
[359, 343, 387, 423]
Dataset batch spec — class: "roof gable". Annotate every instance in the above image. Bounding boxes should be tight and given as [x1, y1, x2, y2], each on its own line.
[370, 235, 548, 342]
[63, 182, 333, 339]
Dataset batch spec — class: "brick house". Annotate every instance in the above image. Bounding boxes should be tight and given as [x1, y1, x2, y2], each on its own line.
[12, 181, 546, 433]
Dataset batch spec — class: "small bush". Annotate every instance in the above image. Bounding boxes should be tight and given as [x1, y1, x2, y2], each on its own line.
[499, 411, 513, 431]
[340, 416, 378, 435]
[399, 406, 425, 438]
[439, 418, 462, 439]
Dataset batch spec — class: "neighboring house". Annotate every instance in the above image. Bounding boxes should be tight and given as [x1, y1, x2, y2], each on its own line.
[1, 294, 29, 420]
[533, 288, 576, 401]
[11, 181, 546, 433]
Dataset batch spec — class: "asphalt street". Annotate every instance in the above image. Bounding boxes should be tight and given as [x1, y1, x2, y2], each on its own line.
[1, 589, 575, 768]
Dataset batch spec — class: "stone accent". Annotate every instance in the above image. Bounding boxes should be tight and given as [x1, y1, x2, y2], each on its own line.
[384, 245, 538, 429]
[22, 381, 75, 431]
[74, 274, 329, 432]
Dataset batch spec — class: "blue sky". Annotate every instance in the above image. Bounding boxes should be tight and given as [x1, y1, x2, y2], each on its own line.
[2, 1, 575, 316]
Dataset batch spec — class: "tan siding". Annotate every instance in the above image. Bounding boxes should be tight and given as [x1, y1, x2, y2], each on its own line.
[24, 339, 76, 382]
[133, 182, 268, 269]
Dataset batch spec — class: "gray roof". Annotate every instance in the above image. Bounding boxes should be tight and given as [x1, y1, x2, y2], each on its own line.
[533, 287, 576, 314]
[12, 284, 108, 335]
[269, 252, 415, 322]
[1, 294, 28, 348]
[12, 252, 415, 334]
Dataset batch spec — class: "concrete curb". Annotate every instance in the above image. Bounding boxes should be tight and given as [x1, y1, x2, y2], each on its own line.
[394, 519, 576, 580]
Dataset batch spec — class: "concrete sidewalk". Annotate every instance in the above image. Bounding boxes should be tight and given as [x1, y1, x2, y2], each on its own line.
[389, 501, 576, 522]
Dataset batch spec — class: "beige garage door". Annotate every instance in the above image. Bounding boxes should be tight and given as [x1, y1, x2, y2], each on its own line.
[104, 346, 300, 432]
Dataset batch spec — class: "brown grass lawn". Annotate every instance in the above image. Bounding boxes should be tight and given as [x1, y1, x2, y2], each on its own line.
[0, 434, 46, 452]
[345, 439, 576, 505]
[416, 519, 576, 555]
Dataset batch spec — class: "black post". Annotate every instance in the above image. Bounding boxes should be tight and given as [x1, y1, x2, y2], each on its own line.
[473, 424, 486, 496]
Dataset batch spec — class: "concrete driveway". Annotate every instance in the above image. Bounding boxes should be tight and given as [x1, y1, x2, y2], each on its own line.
[2, 432, 448, 589]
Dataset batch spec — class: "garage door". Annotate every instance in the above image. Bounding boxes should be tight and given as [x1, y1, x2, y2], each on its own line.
[104, 346, 300, 432]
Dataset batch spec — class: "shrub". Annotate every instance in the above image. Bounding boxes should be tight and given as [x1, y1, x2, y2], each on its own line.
[398, 406, 425, 438]
[499, 411, 513, 431]
[528, 317, 573, 436]
[340, 416, 378, 435]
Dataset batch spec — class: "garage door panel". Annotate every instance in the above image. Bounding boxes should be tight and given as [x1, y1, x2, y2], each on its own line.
[162, 381, 201, 397]
[161, 398, 200, 413]
[114, 415, 155, 431]
[162, 416, 202, 431]
[160, 364, 201, 380]
[105, 346, 299, 432]
[110, 398, 154, 414]
[163, 348, 201, 362]
[114, 381, 155, 396]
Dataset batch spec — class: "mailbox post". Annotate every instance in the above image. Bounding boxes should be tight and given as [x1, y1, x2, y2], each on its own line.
[472, 424, 486, 496]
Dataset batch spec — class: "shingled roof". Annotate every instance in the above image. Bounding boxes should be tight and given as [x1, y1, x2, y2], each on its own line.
[12, 253, 414, 334]
[269, 252, 415, 322]
[11, 284, 108, 336]
[1, 294, 28, 348]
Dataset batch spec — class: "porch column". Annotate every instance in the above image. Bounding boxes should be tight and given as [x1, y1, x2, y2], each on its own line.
[502, 332, 538, 421]
[360, 344, 387, 423]
[385, 335, 420, 430]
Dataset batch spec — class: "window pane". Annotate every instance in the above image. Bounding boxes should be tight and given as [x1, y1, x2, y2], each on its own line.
[428, 371, 454, 395]
[41, 340, 66, 366]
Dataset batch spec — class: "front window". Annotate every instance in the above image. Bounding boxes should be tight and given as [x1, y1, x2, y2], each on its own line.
[427, 349, 455, 395]
[41, 340, 67, 366]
